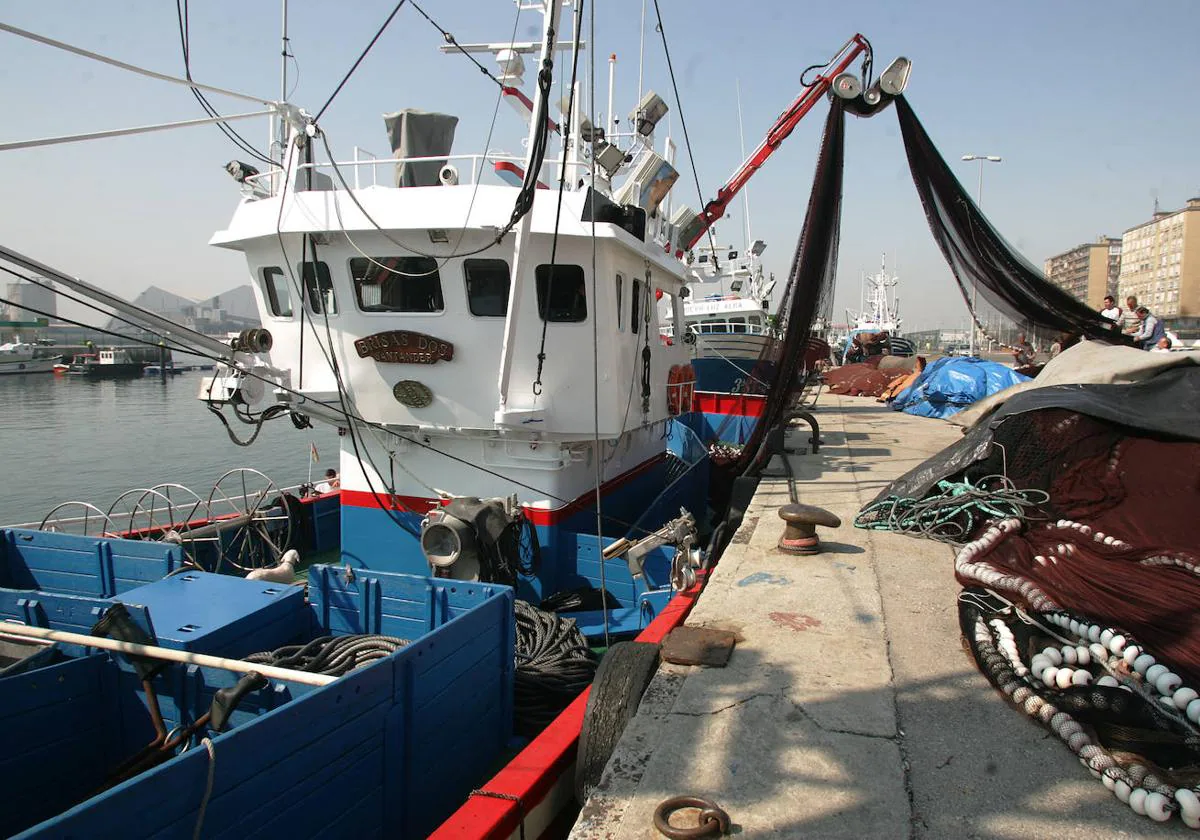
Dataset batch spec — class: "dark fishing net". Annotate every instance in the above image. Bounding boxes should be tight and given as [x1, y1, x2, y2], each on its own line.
[894, 96, 1134, 346]
[715, 101, 845, 478]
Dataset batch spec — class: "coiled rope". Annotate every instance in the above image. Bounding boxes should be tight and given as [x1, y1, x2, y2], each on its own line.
[513, 601, 597, 737]
[245, 634, 409, 677]
[854, 475, 1049, 543]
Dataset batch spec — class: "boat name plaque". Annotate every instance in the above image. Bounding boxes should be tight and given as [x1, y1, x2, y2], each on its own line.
[354, 331, 454, 364]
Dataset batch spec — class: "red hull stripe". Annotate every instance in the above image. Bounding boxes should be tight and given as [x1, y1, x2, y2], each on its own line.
[339, 452, 668, 527]
[694, 390, 767, 417]
[428, 568, 710, 839]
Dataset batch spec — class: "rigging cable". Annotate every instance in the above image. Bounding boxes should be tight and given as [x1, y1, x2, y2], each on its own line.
[587, 0, 610, 648]
[531, 0, 585, 396]
[407, 0, 507, 90]
[176, 0, 273, 165]
[321, 0, 522, 278]
[314, 0, 409, 123]
[649, 0, 719, 261]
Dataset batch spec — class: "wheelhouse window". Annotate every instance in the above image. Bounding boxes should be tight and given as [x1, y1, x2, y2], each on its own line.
[615, 274, 624, 332]
[464, 259, 510, 317]
[262, 267, 293, 317]
[301, 261, 337, 314]
[631, 278, 642, 333]
[535, 264, 587, 322]
[349, 256, 444, 313]
[729, 316, 747, 334]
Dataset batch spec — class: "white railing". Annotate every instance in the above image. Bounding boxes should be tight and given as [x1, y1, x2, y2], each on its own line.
[242, 152, 590, 198]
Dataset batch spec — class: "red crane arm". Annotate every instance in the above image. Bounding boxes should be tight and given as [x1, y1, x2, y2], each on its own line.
[684, 35, 870, 251]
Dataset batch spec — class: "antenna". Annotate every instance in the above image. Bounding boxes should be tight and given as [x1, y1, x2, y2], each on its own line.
[736, 79, 752, 254]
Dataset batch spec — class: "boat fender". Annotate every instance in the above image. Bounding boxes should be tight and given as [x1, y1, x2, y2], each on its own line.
[209, 671, 269, 732]
[574, 641, 661, 804]
[246, 549, 299, 583]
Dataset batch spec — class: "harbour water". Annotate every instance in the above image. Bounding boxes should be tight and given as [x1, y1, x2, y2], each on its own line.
[0, 371, 341, 528]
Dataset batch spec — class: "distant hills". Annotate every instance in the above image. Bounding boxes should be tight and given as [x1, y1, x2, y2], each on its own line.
[108, 284, 260, 335]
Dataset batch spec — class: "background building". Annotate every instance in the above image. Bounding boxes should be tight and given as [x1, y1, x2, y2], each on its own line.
[1118, 197, 1200, 320]
[3, 278, 56, 323]
[1043, 236, 1122, 308]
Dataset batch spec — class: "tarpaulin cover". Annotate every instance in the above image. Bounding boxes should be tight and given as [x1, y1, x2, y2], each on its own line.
[950, 339, 1199, 428]
[890, 357, 1029, 419]
[383, 110, 459, 188]
[871, 365, 1200, 505]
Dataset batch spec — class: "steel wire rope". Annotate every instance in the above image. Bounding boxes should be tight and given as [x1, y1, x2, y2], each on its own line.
[406, 0, 508, 90]
[648, 0, 719, 261]
[176, 0, 274, 165]
[313, 0, 408, 124]
[531, 0, 585, 396]
[320, 0, 522, 280]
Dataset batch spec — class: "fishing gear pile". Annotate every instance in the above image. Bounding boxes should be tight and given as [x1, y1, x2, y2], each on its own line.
[859, 366, 1200, 825]
[513, 600, 597, 738]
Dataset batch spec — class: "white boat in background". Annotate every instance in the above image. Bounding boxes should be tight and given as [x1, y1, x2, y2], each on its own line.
[660, 239, 776, 393]
[840, 253, 914, 361]
[0, 340, 60, 375]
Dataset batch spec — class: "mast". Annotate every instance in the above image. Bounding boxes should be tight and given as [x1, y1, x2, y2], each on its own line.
[495, 0, 566, 418]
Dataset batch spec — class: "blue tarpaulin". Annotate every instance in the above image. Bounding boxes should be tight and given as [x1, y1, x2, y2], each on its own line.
[890, 357, 1030, 419]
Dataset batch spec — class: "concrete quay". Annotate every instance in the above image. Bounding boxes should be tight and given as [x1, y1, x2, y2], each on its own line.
[571, 395, 1174, 839]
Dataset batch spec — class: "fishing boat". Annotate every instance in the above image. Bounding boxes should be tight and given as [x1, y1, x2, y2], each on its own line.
[839, 254, 914, 362]
[67, 347, 146, 378]
[0, 340, 60, 375]
[0, 2, 914, 835]
[663, 239, 777, 394]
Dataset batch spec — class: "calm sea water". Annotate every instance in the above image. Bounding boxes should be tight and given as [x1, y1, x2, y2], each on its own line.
[0, 370, 341, 528]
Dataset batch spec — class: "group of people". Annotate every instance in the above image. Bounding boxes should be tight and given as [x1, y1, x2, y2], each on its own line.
[1100, 294, 1170, 351]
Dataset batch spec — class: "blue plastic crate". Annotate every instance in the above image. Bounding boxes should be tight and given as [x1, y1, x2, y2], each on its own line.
[3, 565, 515, 840]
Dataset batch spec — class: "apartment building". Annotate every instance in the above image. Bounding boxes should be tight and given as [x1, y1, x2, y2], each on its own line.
[1117, 197, 1200, 318]
[1043, 237, 1122, 308]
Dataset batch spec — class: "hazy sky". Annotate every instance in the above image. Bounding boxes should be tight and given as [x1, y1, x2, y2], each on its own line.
[2, 0, 1198, 333]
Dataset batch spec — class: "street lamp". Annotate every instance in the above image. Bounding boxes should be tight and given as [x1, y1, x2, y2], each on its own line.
[960, 154, 1002, 356]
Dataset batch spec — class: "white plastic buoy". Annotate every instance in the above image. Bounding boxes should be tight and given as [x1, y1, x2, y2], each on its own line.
[1146, 664, 1169, 685]
[1062, 646, 1078, 665]
[1071, 670, 1092, 687]
[1176, 788, 1200, 828]
[1109, 634, 1127, 655]
[1097, 675, 1121, 688]
[1123, 645, 1141, 665]
[1174, 687, 1199, 711]
[1088, 625, 1103, 643]
[1156, 672, 1183, 697]
[1042, 647, 1063, 666]
[1055, 668, 1074, 690]
[1042, 666, 1060, 688]
[1115, 780, 1132, 803]
[1089, 643, 1107, 663]
[1129, 787, 1148, 816]
[1186, 697, 1200, 723]
[1133, 654, 1156, 675]
[1144, 791, 1171, 822]
[1076, 646, 1092, 666]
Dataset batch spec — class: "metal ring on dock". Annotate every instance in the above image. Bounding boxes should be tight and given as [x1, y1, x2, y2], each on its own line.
[653, 795, 731, 839]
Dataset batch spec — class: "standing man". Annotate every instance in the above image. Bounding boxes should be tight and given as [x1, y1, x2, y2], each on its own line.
[1122, 295, 1141, 335]
[1131, 306, 1165, 350]
[1100, 295, 1122, 323]
[1009, 332, 1035, 367]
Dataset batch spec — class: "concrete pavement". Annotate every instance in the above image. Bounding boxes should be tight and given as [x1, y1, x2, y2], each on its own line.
[570, 396, 1174, 839]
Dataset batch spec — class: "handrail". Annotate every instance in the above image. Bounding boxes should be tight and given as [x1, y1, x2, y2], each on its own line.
[243, 153, 585, 196]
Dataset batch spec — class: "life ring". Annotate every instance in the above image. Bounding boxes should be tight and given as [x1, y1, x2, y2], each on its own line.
[666, 363, 696, 415]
